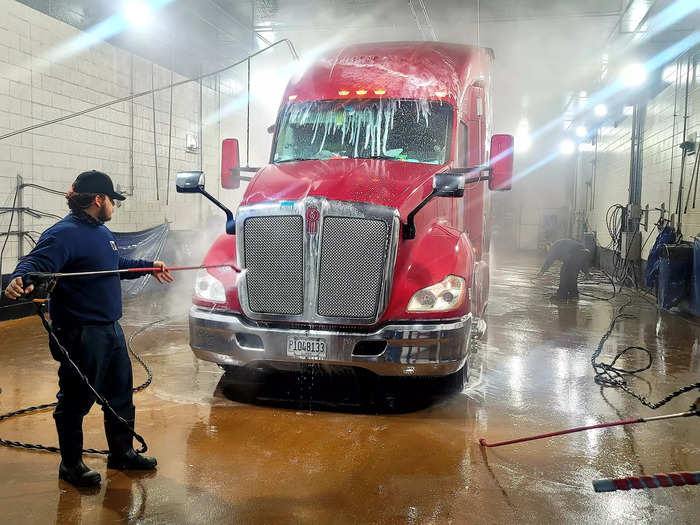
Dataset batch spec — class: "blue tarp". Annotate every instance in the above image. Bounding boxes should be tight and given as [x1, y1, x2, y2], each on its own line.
[114, 223, 169, 296]
[645, 226, 676, 288]
[657, 243, 692, 310]
[691, 237, 700, 316]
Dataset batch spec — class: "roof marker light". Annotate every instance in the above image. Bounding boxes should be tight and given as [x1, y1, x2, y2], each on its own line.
[434, 91, 447, 97]
[338, 90, 350, 96]
[374, 89, 386, 95]
[356, 89, 367, 95]
[288, 95, 297, 101]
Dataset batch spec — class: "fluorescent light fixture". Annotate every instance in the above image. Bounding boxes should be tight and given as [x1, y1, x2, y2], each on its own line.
[594, 104, 608, 117]
[576, 126, 588, 138]
[559, 139, 575, 155]
[620, 63, 647, 87]
[124, 1, 152, 26]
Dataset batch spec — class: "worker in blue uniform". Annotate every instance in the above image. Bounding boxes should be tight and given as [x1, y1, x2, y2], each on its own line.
[4, 170, 174, 488]
[537, 238, 591, 300]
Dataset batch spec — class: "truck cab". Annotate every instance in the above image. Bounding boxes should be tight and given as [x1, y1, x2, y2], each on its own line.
[178, 42, 513, 384]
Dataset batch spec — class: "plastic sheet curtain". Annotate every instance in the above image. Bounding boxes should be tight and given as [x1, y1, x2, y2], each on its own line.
[114, 223, 169, 296]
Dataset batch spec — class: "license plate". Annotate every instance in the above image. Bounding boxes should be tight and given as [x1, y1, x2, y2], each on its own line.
[287, 336, 327, 360]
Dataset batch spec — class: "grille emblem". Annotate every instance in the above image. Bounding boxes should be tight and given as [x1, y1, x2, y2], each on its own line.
[306, 206, 320, 234]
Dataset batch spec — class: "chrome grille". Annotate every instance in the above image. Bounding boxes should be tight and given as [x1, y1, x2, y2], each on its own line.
[317, 217, 389, 318]
[243, 216, 304, 314]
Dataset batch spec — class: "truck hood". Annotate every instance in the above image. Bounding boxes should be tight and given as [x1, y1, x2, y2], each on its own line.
[242, 159, 444, 219]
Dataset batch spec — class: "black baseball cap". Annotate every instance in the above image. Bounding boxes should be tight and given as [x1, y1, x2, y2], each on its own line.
[73, 170, 126, 201]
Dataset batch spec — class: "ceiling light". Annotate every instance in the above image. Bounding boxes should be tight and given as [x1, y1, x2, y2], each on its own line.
[594, 104, 607, 117]
[620, 63, 647, 87]
[623, 105, 634, 116]
[124, 1, 151, 27]
[576, 126, 588, 138]
[559, 139, 575, 155]
[515, 133, 531, 153]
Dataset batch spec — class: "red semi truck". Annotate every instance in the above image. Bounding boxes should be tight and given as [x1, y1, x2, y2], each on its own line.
[176, 41, 513, 386]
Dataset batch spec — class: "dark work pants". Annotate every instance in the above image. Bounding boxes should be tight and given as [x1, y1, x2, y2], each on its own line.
[49, 322, 134, 423]
[558, 258, 583, 299]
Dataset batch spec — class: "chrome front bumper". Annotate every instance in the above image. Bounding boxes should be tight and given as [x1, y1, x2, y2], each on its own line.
[188, 306, 472, 377]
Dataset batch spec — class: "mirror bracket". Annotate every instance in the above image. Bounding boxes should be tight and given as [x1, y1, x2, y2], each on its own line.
[403, 173, 468, 240]
[200, 188, 236, 235]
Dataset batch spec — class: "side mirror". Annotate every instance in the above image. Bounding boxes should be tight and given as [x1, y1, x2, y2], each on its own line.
[488, 134, 514, 191]
[221, 138, 241, 190]
[175, 170, 236, 235]
[176, 171, 205, 193]
[433, 173, 465, 198]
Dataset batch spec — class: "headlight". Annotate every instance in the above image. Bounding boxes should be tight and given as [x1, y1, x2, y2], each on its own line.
[407, 275, 466, 312]
[194, 269, 226, 303]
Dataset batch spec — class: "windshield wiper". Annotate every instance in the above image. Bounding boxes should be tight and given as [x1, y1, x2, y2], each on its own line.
[364, 155, 400, 161]
[275, 157, 311, 163]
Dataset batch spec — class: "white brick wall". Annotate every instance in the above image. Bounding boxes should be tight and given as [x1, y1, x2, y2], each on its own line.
[586, 116, 633, 251]
[0, 0, 272, 275]
[585, 56, 699, 260]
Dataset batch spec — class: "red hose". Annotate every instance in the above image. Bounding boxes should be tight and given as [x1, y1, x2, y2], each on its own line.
[478, 418, 643, 448]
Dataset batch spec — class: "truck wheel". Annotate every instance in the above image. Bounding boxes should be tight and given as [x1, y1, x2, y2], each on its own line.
[451, 363, 468, 392]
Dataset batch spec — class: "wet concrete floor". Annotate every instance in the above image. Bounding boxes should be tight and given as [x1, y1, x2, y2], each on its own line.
[0, 252, 698, 524]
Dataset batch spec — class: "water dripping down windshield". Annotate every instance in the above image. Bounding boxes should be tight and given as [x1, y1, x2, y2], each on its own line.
[273, 98, 452, 165]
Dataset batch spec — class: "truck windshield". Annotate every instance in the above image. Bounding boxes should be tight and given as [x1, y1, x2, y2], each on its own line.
[273, 99, 452, 165]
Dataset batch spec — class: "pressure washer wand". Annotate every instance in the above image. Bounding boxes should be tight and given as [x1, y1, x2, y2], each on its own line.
[26, 263, 241, 280]
[479, 398, 699, 448]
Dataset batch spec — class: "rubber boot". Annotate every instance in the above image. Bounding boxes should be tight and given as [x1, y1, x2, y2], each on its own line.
[105, 410, 157, 471]
[55, 416, 101, 487]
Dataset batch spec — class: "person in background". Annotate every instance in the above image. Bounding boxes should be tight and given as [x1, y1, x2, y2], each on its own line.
[4, 170, 173, 488]
[537, 238, 591, 300]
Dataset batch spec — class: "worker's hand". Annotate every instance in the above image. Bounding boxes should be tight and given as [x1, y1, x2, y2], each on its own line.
[152, 261, 174, 283]
[4, 276, 34, 300]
